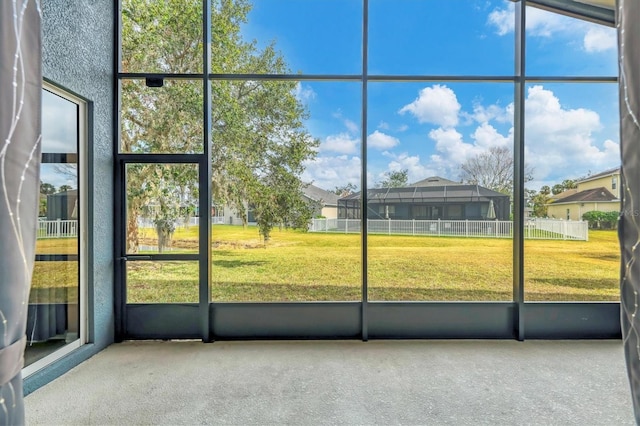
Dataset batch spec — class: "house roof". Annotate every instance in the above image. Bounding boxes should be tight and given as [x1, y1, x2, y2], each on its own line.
[577, 167, 620, 184]
[340, 184, 508, 203]
[302, 184, 338, 207]
[549, 188, 578, 201]
[408, 176, 462, 187]
[548, 187, 617, 204]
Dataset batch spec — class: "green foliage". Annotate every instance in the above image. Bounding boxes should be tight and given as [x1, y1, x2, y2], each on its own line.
[582, 211, 619, 229]
[121, 0, 318, 250]
[376, 169, 409, 188]
[333, 183, 357, 196]
[40, 181, 55, 195]
[529, 191, 550, 217]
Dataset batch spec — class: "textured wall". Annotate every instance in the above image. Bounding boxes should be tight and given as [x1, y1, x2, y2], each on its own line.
[24, 0, 114, 394]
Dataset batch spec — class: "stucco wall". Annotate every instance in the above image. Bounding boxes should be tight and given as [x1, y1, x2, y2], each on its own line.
[24, 0, 114, 394]
[578, 173, 620, 199]
[547, 201, 620, 221]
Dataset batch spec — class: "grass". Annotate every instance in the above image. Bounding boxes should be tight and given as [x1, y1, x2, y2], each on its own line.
[32, 225, 621, 303]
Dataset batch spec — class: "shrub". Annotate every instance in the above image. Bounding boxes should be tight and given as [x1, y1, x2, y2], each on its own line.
[582, 210, 619, 229]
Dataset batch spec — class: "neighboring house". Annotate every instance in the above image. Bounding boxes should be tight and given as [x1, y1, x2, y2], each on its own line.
[546, 167, 620, 221]
[338, 176, 510, 221]
[211, 183, 338, 225]
[302, 184, 339, 218]
[46, 190, 78, 220]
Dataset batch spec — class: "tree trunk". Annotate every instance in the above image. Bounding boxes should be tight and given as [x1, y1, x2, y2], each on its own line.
[126, 209, 139, 254]
[0, 2, 42, 424]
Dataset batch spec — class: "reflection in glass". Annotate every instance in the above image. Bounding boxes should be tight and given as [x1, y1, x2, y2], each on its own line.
[127, 261, 199, 303]
[366, 82, 513, 301]
[524, 83, 620, 301]
[26, 89, 79, 367]
[369, 0, 513, 75]
[126, 163, 199, 254]
[121, 0, 203, 73]
[210, 81, 361, 301]
[120, 80, 203, 154]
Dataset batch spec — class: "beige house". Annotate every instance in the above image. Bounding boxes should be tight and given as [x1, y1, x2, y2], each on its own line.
[546, 167, 620, 221]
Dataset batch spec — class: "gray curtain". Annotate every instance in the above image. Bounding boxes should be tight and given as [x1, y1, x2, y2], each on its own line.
[618, 0, 640, 423]
[0, 1, 42, 424]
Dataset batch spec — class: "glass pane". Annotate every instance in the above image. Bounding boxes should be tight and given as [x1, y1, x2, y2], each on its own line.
[213, 0, 362, 74]
[121, 0, 203, 73]
[524, 83, 620, 301]
[26, 89, 80, 367]
[126, 163, 199, 254]
[370, 0, 513, 75]
[367, 82, 514, 301]
[210, 81, 361, 301]
[127, 261, 198, 303]
[524, 5, 617, 76]
[120, 79, 204, 153]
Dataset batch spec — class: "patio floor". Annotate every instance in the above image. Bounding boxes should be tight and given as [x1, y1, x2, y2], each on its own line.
[25, 340, 634, 425]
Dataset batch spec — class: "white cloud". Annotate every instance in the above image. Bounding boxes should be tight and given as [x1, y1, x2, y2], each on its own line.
[487, 1, 616, 52]
[368, 130, 400, 150]
[487, 5, 514, 36]
[584, 27, 617, 53]
[523, 85, 619, 180]
[320, 133, 360, 155]
[466, 103, 511, 124]
[302, 155, 361, 191]
[294, 83, 316, 103]
[399, 85, 461, 128]
[344, 119, 359, 134]
[377, 121, 390, 130]
[398, 124, 409, 132]
[472, 122, 511, 149]
[488, 2, 571, 37]
[381, 151, 437, 184]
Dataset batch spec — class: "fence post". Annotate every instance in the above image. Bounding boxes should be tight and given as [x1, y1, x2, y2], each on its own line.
[56, 218, 61, 238]
[412, 219, 415, 236]
[345, 218, 348, 234]
[563, 220, 567, 240]
[438, 219, 441, 236]
[388, 219, 391, 235]
[465, 220, 468, 237]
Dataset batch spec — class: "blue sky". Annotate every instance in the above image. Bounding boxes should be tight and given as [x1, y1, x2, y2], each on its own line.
[242, 0, 619, 192]
[43, 1, 620, 194]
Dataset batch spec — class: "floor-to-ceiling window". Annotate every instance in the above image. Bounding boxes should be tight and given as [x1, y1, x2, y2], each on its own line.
[116, 0, 619, 340]
[24, 83, 87, 372]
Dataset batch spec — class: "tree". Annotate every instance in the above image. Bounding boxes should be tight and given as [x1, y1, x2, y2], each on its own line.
[459, 146, 533, 195]
[376, 169, 409, 188]
[40, 181, 56, 195]
[552, 179, 577, 195]
[530, 190, 551, 217]
[121, 0, 318, 250]
[333, 183, 357, 197]
[58, 184, 73, 193]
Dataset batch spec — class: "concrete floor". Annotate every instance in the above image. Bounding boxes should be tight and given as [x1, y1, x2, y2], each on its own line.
[25, 340, 634, 425]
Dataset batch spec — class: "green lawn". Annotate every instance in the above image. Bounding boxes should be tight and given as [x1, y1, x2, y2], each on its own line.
[32, 225, 621, 303]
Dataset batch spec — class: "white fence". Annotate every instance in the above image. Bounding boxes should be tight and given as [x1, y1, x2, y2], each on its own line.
[37, 219, 78, 238]
[37, 217, 589, 241]
[310, 218, 588, 241]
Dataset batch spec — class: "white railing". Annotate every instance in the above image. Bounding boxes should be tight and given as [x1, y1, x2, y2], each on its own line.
[138, 216, 225, 229]
[309, 218, 588, 241]
[37, 219, 78, 238]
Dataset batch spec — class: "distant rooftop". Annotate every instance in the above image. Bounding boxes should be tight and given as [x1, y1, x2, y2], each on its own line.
[578, 167, 621, 183]
[302, 184, 339, 207]
[408, 176, 462, 187]
[549, 187, 617, 204]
